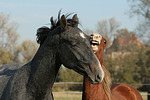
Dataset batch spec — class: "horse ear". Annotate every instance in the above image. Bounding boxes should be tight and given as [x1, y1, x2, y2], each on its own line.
[60, 15, 67, 31]
[72, 14, 79, 26]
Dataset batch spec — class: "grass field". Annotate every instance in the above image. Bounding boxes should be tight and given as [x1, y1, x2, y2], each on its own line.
[53, 93, 82, 100]
[53, 92, 147, 100]
[140, 92, 148, 100]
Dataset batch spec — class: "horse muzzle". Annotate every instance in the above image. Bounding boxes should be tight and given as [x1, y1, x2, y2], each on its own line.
[84, 62, 105, 84]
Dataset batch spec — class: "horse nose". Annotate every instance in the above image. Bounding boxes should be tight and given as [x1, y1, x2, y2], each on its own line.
[95, 74, 104, 83]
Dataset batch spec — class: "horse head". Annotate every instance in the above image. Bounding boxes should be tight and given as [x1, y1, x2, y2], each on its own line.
[36, 12, 104, 84]
[57, 15, 104, 84]
[90, 33, 107, 64]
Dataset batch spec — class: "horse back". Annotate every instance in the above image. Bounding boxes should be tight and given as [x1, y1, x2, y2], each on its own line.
[0, 63, 23, 98]
[111, 84, 143, 100]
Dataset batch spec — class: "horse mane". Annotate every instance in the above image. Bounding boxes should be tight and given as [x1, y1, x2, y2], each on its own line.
[102, 64, 112, 100]
[95, 37, 112, 100]
[36, 10, 79, 45]
[36, 27, 51, 45]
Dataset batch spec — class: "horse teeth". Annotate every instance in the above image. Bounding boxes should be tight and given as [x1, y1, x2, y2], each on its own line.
[92, 41, 97, 43]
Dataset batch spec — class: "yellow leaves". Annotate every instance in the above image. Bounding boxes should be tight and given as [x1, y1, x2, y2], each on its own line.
[19, 40, 38, 63]
[0, 48, 12, 66]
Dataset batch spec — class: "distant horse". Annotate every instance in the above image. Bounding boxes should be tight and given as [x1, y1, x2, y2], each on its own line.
[0, 11, 104, 100]
[82, 33, 143, 100]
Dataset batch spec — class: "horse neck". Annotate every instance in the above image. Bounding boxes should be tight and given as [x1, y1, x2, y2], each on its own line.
[83, 64, 111, 100]
[83, 47, 112, 100]
[27, 37, 61, 97]
[96, 45, 112, 100]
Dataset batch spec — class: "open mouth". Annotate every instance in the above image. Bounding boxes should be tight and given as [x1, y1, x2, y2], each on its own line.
[90, 40, 100, 49]
[90, 33, 102, 53]
[91, 41, 99, 46]
[90, 41, 100, 53]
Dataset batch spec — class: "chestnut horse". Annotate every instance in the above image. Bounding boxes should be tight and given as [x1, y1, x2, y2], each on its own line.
[82, 33, 143, 100]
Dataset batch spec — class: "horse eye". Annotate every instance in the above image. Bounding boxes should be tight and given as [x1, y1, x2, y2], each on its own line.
[104, 40, 106, 44]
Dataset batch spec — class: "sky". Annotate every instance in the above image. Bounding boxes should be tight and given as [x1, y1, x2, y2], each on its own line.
[0, 0, 138, 42]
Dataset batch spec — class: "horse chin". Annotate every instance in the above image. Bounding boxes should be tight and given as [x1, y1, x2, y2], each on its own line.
[88, 77, 101, 84]
[84, 66, 104, 84]
[86, 73, 103, 84]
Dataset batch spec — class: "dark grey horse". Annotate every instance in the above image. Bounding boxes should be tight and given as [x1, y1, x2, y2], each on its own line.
[0, 12, 104, 100]
[0, 63, 23, 98]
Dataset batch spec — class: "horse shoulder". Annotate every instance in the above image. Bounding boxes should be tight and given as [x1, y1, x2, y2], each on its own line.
[0, 63, 24, 98]
[1, 63, 31, 99]
[111, 84, 143, 100]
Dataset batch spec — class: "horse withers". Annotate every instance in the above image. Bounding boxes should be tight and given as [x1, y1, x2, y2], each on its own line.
[0, 11, 104, 100]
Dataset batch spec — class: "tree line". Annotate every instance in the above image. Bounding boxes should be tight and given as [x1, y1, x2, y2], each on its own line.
[0, 12, 38, 66]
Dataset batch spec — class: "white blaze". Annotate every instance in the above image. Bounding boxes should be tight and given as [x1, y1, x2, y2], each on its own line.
[80, 32, 85, 39]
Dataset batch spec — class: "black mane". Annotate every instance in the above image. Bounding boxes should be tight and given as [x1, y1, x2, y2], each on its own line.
[36, 10, 79, 45]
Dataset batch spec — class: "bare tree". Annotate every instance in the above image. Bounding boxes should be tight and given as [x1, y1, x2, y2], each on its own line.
[128, 0, 150, 45]
[0, 12, 38, 65]
[129, 0, 150, 19]
[0, 12, 19, 65]
[0, 12, 19, 51]
[96, 17, 120, 47]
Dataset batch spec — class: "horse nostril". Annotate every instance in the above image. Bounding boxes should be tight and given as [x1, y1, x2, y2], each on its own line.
[97, 74, 101, 79]
[96, 74, 103, 83]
